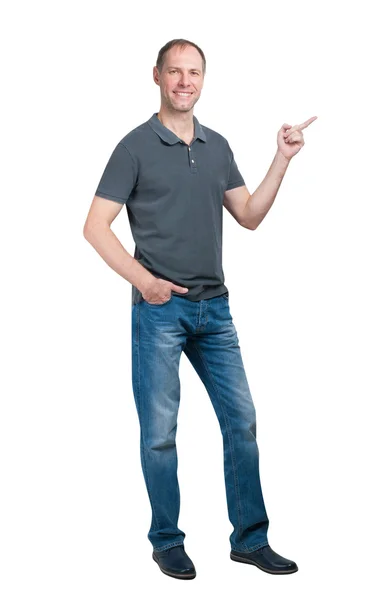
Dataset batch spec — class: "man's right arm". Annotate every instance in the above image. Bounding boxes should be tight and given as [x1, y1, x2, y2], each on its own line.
[83, 194, 155, 294]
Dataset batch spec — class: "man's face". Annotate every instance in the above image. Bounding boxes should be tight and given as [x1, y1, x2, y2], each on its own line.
[153, 45, 204, 113]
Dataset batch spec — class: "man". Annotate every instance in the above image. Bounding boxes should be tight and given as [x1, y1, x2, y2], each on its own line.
[84, 38, 316, 580]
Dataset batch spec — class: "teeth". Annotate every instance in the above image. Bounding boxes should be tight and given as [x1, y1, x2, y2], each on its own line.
[175, 92, 191, 96]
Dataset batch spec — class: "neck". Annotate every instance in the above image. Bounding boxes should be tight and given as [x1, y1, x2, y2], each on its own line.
[157, 107, 194, 140]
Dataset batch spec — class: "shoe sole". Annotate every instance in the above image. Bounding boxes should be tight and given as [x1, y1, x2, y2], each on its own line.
[152, 553, 196, 579]
[230, 553, 298, 575]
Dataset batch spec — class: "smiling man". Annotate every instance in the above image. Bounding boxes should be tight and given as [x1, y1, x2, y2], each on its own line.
[84, 38, 303, 580]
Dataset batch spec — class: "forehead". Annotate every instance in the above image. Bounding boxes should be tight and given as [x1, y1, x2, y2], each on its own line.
[164, 45, 202, 68]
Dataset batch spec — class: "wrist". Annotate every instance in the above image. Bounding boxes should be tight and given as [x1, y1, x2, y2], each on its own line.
[128, 258, 156, 294]
[276, 149, 291, 165]
[138, 271, 157, 295]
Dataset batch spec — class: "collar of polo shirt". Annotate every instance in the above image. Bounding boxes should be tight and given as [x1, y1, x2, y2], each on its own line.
[147, 112, 207, 145]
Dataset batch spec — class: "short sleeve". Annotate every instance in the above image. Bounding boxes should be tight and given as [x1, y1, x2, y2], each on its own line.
[226, 148, 245, 191]
[95, 142, 138, 204]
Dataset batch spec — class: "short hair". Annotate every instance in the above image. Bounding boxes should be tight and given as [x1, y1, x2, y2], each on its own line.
[156, 39, 206, 76]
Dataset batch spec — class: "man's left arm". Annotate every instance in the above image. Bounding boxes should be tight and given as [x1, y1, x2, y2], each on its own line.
[224, 116, 318, 230]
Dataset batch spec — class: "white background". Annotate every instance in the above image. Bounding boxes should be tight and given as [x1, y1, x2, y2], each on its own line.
[2, 0, 386, 598]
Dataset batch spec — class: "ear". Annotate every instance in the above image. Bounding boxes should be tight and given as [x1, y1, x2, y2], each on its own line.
[153, 66, 160, 85]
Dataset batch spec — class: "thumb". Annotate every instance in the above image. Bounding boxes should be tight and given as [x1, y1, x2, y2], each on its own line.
[170, 283, 189, 293]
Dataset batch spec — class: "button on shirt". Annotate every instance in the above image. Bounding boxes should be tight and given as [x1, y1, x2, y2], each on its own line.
[95, 112, 245, 306]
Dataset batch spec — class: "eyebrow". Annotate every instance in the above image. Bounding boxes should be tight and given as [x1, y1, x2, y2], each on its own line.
[167, 66, 201, 72]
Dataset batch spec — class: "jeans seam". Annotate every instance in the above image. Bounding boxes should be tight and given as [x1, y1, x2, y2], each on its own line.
[136, 306, 161, 532]
[231, 541, 269, 553]
[190, 340, 248, 552]
[135, 303, 139, 345]
[153, 541, 185, 552]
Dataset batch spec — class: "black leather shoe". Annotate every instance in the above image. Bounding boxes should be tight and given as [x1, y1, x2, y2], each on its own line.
[152, 544, 196, 579]
[230, 544, 298, 574]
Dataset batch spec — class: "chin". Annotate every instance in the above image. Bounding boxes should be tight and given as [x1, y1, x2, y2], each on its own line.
[171, 103, 193, 112]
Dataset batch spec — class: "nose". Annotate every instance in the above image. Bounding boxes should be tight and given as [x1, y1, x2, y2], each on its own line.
[178, 72, 191, 87]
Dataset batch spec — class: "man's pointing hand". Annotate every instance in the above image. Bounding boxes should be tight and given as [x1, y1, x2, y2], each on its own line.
[277, 116, 318, 160]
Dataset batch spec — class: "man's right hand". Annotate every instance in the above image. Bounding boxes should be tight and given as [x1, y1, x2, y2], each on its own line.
[142, 278, 189, 305]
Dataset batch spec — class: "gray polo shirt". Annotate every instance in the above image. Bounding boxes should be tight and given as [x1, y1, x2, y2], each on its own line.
[95, 112, 245, 306]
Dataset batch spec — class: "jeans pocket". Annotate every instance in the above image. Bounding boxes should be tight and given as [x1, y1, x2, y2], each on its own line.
[143, 295, 174, 307]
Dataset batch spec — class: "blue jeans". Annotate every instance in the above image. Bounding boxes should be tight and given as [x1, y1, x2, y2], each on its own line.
[131, 292, 270, 553]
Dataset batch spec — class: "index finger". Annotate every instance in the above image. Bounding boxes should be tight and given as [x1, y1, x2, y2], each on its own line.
[299, 116, 318, 130]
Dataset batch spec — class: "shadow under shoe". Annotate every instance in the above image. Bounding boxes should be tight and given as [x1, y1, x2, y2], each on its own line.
[230, 544, 298, 574]
[152, 544, 196, 580]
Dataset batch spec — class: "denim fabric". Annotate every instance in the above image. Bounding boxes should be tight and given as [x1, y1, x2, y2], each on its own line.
[131, 292, 270, 553]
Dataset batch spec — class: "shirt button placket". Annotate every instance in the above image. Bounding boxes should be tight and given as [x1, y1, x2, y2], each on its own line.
[189, 146, 197, 173]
